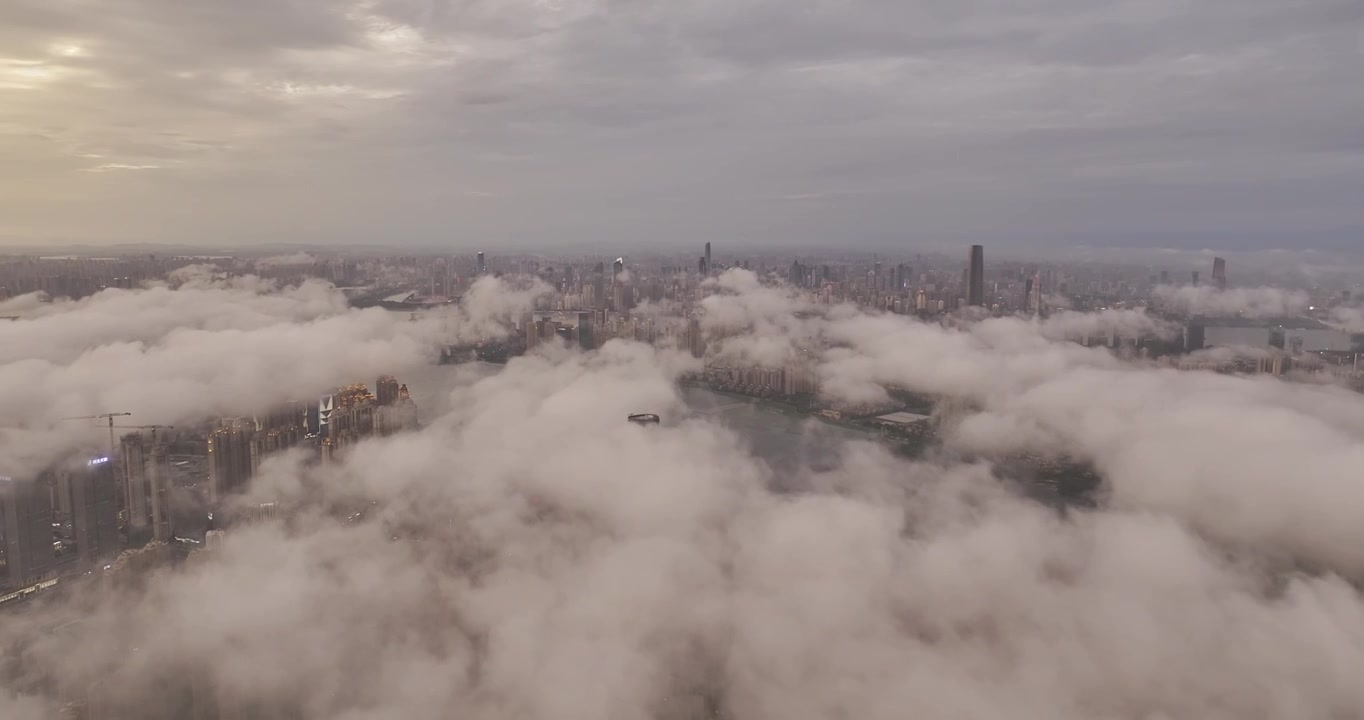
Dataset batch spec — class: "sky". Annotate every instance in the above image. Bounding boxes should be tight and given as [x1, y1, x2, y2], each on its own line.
[2, 0, 1363, 250]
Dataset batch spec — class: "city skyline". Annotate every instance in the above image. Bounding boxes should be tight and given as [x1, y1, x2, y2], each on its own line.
[0, 244, 1363, 718]
[5, 1, 1364, 717]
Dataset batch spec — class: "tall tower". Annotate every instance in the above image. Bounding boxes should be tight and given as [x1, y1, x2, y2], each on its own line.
[1212, 257, 1227, 290]
[476, 252, 486, 275]
[147, 444, 173, 542]
[968, 245, 985, 307]
[207, 421, 254, 504]
[577, 312, 594, 351]
[704, 242, 711, 275]
[1192, 271, 1200, 287]
[0, 475, 56, 589]
[61, 459, 120, 567]
[122, 434, 149, 534]
[375, 376, 400, 406]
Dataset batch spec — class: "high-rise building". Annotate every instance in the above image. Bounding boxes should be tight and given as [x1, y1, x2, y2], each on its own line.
[686, 316, 706, 358]
[207, 421, 254, 504]
[476, 252, 486, 275]
[577, 312, 594, 351]
[1185, 321, 1206, 352]
[704, 242, 711, 275]
[524, 314, 539, 351]
[1212, 257, 1227, 290]
[1160, 270, 1170, 285]
[121, 430, 177, 544]
[1192, 271, 1200, 287]
[246, 502, 278, 524]
[51, 459, 120, 568]
[0, 475, 57, 590]
[593, 267, 607, 311]
[375, 375, 400, 406]
[967, 245, 985, 307]
[613, 257, 624, 281]
[121, 435, 148, 534]
[147, 444, 173, 542]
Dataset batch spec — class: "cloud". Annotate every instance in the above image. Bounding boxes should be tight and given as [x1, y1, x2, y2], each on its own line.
[0, 273, 543, 474]
[1152, 284, 1311, 317]
[5, 272, 1364, 717]
[700, 269, 820, 365]
[1331, 305, 1364, 332]
[255, 252, 318, 267]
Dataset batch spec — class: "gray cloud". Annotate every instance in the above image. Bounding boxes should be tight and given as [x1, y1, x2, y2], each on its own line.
[0, 273, 544, 474]
[2, 0, 1362, 248]
[1151, 284, 1312, 317]
[4, 274, 1364, 718]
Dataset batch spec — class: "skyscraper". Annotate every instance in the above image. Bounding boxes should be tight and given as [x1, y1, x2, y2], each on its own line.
[0, 475, 57, 590]
[704, 242, 711, 276]
[59, 459, 120, 567]
[121, 432, 175, 543]
[1212, 257, 1227, 290]
[375, 375, 400, 406]
[1185, 321, 1206, 352]
[147, 444, 173, 542]
[1192, 271, 1200, 287]
[968, 245, 985, 307]
[207, 421, 254, 504]
[577, 312, 594, 351]
[476, 252, 486, 275]
[122, 434, 148, 534]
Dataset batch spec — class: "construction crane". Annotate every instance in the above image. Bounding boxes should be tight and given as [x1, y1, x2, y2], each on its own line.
[60, 412, 132, 459]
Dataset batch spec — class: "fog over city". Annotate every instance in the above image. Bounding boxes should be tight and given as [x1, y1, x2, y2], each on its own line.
[1, 262, 1363, 719]
[4, 0, 1364, 717]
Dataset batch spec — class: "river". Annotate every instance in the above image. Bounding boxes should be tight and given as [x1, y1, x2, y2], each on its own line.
[402, 363, 880, 482]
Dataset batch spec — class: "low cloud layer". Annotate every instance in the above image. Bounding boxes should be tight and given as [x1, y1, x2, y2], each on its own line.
[1152, 284, 1311, 318]
[3, 272, 1364, 718]
[0, 273, 544, 474]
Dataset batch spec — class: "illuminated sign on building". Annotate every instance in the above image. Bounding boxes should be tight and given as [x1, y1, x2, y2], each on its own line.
[88, 456, 110, 466]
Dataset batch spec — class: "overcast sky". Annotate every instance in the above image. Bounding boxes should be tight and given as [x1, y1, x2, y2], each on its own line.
[2, 0, 1362, 251]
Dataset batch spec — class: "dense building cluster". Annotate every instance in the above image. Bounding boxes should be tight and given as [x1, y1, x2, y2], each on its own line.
[0, 377, 419, 604]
